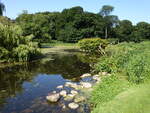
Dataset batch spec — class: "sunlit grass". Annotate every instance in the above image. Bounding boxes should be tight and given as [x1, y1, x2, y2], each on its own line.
[92, 83, 150, 113]
[91, 41, 150, 113]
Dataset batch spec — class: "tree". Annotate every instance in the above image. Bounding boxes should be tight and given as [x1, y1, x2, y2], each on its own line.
[0, 23, 40, 62]
[115, 20, 133, 42]
[99, 5, 114, 17]
[99, 5, 118, 39]
[0, 1, 5, 16]
[16, 12, 54, 43]
[136, 22, 150, 40]
[56, 7, 105, 43]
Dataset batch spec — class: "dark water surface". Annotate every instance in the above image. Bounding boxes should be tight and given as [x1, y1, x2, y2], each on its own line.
[0, 51, 91, 113]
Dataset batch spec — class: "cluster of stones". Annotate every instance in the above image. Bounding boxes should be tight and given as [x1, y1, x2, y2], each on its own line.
[46, 72, 110, 110]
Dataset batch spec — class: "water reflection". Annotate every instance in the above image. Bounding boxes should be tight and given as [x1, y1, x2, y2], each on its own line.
[0, 52, 90, 113]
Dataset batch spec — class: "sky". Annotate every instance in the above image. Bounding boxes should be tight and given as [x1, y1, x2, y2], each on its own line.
[3, 0, 150, 24]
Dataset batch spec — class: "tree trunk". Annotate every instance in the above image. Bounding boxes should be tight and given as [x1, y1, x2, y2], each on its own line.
[105, 27, 108, 39]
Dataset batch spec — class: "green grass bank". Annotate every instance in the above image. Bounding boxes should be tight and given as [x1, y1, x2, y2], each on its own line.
[90, 41, 150, 113]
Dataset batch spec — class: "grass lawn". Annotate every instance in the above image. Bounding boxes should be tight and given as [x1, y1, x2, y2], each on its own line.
[92, 83, 150, 113]
[91, 41, 150, 113]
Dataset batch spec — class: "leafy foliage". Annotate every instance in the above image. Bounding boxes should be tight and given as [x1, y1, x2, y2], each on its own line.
[95, 41, 150, 83]
[0, 23, 40, 62]
[91, 41, 150, 113]
[78, 38, 108, 54]
[16, 7, 106, 43]
[15, 6, 150, 43]
[16, 12, 54, 43]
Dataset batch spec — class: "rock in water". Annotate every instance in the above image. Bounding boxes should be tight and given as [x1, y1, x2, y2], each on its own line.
[71, 90, 78, 95]
[56, 85, 63, 89]
[68, 94, 75, 98]
[65, 82, 79, 89]
[68, 102, 79, 109]
[46, 93, 60, 102]
[80, 82, 92, 88]
[60, 90, 67, 97]
[74, 96, 85, 103]
[64, 95, 73, 101]
[81, 73, 91, 78]
[93, 75, 101, 81]
[62, 105, 66, 109]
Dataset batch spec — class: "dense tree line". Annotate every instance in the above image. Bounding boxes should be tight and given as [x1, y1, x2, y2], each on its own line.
[0, 4, 150, 62]
[15, 6, 150, 43]
[16, 7, 106, 43]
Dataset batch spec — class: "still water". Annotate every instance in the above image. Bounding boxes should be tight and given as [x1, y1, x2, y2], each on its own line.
[0, 51, 91, 113]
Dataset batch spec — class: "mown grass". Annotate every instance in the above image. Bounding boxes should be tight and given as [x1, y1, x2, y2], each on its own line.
[91, 41, 150, 113]
[92, 83, 150, 113]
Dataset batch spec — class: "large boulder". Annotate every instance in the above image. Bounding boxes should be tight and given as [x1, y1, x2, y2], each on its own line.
[46, 93, 60, 102]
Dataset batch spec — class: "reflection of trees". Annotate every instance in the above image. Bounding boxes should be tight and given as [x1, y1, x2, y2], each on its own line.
[0, 53, 90, 109]
[0, 64, 36, 109]
[76, 53, 98, 64]
[38, 54, 90, 78]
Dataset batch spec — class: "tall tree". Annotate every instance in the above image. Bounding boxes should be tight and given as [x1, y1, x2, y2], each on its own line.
[99, 5, 115, 38]
[115, 20, 133, 42]
[0, 1, 5, 16]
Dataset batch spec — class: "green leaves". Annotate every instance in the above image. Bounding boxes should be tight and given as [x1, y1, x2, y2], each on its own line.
[78, 38, 108, 55]
[95, 41, 150, 84]
[0, 22, 40, 62]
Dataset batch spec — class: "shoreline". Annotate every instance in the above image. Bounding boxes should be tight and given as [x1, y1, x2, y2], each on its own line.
[0, 45, 79, 69]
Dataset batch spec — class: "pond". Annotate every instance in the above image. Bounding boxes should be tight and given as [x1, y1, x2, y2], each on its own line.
[0, 50, 91, 113]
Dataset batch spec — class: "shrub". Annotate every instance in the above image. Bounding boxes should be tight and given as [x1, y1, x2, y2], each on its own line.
[78, 38, 108, 55]
[0, 47, 9, 61]
[0, 23, 40, 62]
[94, 41, 150, 84]
[12, 44, 40, 62]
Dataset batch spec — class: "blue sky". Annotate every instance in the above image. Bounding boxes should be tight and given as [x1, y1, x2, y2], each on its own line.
[3, 0, 150, 24]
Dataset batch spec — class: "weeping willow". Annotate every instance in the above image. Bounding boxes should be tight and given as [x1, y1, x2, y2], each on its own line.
[0, 23, 40, 62]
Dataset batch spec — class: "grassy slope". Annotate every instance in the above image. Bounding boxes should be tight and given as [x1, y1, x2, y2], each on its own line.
[91, 41, 150, 113]
[92, 83, 150, 113]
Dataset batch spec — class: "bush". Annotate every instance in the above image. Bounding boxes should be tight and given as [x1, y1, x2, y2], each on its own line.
[94, 41, 150, 84]
[0, 23, 40, 62]
[12, 44, 40, 62]
[78, 38, 108, 55]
